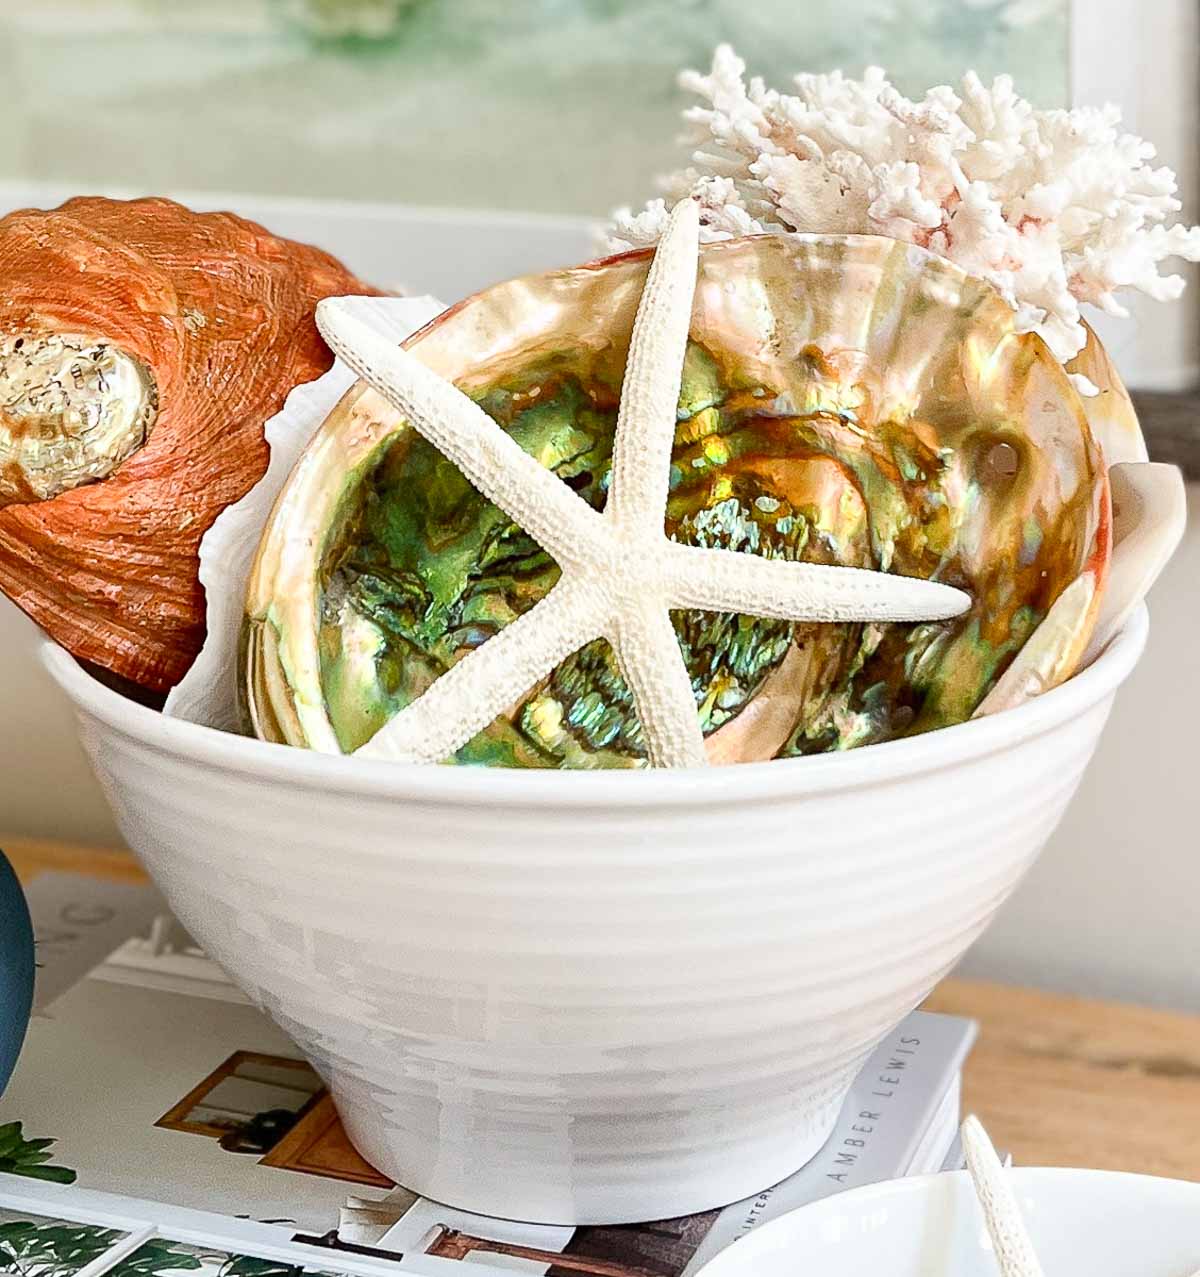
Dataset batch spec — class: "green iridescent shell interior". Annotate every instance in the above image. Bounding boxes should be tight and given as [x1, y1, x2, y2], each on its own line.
[247, 235, 1109, 767]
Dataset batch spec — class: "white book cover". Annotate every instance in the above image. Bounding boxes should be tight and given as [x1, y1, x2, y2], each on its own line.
[3, 874, 389, 1230]
[1, 871, 975, 1277]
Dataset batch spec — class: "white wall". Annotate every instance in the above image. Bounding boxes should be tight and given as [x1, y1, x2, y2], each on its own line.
[1, 188, 1197, 1010]
[0, 605, 119, 846]
[1072, 0, 1199, 390]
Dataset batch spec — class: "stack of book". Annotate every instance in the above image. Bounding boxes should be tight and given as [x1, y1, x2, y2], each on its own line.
[0, 869, 976, 1277]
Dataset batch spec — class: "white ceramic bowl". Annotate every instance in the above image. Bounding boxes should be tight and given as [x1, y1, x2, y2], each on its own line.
[43, 610, 1147, 1225]
[695, 1164, 1200, 1277]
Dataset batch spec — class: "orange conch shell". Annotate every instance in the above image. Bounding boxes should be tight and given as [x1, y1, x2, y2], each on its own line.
[0, 196, 379, 692]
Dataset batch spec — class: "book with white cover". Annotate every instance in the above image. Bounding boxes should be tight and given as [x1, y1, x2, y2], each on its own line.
[1, 869, 976, 1277]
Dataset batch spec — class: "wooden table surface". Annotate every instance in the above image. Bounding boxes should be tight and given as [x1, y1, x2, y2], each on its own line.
[8, 834, 1200, 1182]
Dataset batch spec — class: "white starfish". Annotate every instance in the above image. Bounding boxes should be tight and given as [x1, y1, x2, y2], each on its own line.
[316, 199, 970, 768]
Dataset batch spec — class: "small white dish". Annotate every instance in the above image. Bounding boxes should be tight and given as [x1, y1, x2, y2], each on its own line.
[696, 1165, 1200, 1277]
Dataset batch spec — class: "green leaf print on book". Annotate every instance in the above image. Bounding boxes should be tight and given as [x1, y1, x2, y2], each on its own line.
[0, 1215, 123, 1277]
[0, 1124, 76, 1186]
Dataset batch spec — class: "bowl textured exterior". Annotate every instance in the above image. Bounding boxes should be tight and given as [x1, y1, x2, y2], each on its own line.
[43, 611, 1147, 1225]
[696, 1165, 1200, 1277]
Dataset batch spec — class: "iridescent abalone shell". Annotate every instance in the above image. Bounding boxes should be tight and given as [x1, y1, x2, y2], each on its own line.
[245, 235, 1110, 766]
[1067, 322, 1148, 466]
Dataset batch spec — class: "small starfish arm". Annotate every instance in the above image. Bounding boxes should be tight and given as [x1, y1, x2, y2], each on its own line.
[356, 577, 606, 763]
[961, 1116, 1047, 1277]
[607, 197, 700, 537]
[609, 596, 708, 768]
[315, 298, 604, 571]
[666, 544, 971, 622]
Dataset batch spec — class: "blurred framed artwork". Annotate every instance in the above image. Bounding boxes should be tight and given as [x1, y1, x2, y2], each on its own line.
[0, 0, 1193, 449]
[0, 0, 1070, 217]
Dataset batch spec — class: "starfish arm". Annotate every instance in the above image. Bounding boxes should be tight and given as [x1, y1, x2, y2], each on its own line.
[317, 298, 604, 570]
[961, 1117, 1046, 1277]
[609, 597, 707, 769]
[355, 576, 605, 764]
[665, 544, 971, 622]
[606, 198, 700, 537]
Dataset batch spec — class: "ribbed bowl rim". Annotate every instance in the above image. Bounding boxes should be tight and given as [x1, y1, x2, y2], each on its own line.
[41, 606, 1147, 810]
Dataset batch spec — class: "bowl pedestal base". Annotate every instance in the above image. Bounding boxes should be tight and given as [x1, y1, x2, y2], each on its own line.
[337, 1082, 849, 1225]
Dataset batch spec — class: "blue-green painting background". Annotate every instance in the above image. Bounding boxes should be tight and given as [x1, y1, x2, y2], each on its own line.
[0, 0, 1068, 216]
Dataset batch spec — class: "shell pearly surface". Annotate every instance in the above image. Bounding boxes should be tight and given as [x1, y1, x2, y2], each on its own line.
[314, 200, 969, 769]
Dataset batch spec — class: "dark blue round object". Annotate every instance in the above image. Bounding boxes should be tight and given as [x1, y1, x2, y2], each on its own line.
[0, 849, 34, 1097]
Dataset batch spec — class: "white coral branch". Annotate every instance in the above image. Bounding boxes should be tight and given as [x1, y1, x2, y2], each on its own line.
[607, 48, 1200, 371]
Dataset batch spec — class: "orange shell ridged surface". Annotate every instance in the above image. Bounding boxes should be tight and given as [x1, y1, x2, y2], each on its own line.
[0, 196, 380, 692]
